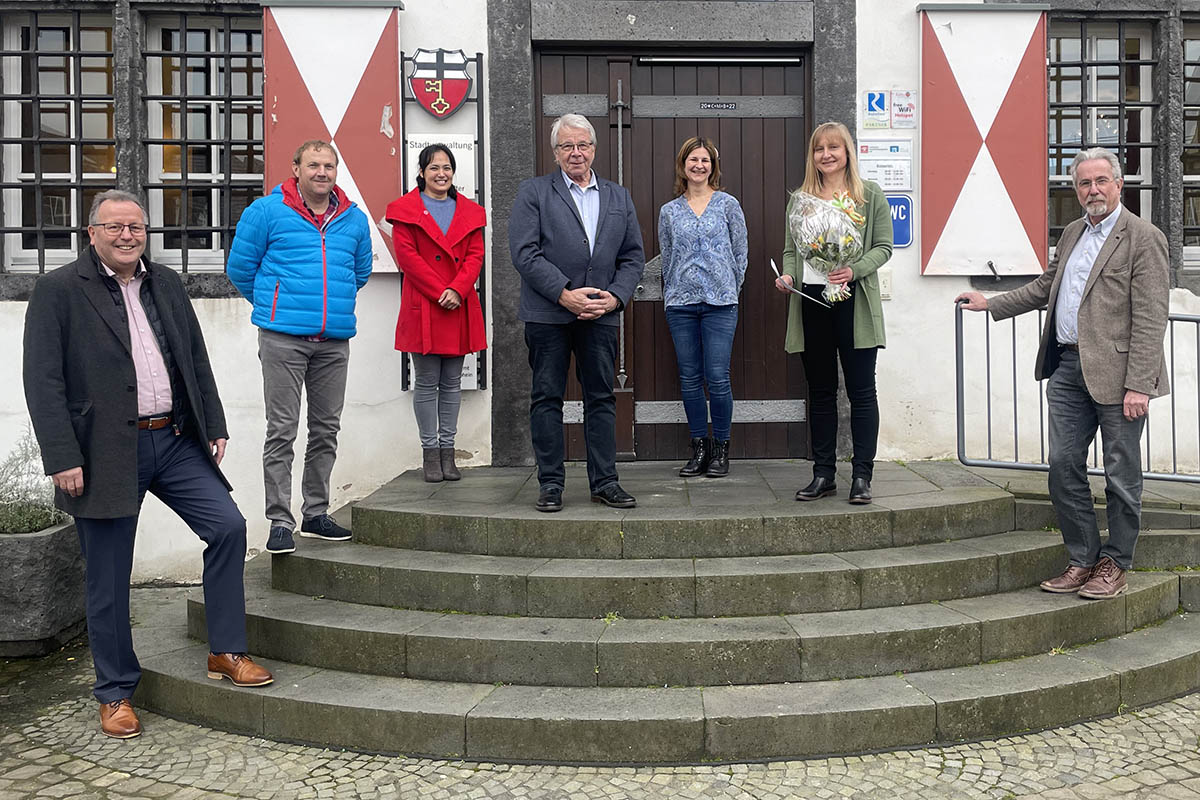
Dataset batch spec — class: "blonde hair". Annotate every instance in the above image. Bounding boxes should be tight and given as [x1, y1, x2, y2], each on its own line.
[799, 122, 864, 205]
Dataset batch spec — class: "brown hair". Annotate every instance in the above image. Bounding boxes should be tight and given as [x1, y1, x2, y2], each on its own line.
[292, 139, 338, 166]
[673, 137, 722, 197]
[798, 122, 864, 204]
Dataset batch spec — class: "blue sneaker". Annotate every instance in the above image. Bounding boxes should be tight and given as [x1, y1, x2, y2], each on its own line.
[299, 514, 352, 542]
[266, 525, 295, 554]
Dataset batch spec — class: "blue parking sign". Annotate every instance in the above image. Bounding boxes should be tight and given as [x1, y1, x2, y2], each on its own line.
[887, 195, 913, 248]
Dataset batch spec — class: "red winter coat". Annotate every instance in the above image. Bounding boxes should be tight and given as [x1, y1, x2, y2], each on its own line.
[386, 189, 487, 356]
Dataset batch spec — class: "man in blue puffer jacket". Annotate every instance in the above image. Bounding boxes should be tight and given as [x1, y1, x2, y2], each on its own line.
[227, 140, 373, 555]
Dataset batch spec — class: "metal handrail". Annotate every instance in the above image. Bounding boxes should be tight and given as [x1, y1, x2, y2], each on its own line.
[954, 300, 1200, 484]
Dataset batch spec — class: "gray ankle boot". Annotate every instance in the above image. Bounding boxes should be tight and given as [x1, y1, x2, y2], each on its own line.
[440, 447, 461, 481]
[422, 448, 443, 482]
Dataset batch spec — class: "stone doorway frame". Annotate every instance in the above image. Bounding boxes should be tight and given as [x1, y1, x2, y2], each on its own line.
[487, 0, 857, 466]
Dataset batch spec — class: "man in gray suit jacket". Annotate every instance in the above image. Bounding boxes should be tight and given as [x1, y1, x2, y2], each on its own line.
[957, 147, 1169, 600]
[508, 113, 645, 512]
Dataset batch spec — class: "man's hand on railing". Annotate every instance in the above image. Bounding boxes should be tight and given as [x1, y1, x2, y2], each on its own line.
[1123, 390, 1150, 421]
[955, 291, 989, 312]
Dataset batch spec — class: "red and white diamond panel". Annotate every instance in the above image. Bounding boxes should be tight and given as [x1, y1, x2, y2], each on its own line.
[920, 8, 1047, 276]
[263, 7, 402, 272]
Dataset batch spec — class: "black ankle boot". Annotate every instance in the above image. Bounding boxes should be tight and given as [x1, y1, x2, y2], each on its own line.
[679, 437, 712, 477]
[706, 439, 730, 477]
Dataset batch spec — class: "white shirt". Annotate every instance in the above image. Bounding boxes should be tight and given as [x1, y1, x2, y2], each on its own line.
[1055, 204, 1122, 345]
[562, 169, 599, 256]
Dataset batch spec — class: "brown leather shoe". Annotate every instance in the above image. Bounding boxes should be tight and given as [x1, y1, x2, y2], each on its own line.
[1039, 564, 1093, 593]
[1078, 556, 1127, 600]
[99, 698, 141, 739]
[207, 653, 274, 687]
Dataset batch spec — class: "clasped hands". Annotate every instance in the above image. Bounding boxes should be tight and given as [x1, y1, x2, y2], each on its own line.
[559, 286, 618, 320]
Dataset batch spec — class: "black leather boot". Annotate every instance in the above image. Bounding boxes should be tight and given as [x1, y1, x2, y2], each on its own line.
[679, 437, 712, 477]
[706, 439, 730, 477]
[795, 475, 837, 500]
[849, 477, 872, 504]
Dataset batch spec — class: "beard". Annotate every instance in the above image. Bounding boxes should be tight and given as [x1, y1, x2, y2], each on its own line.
[1085, 199, 1110, 217]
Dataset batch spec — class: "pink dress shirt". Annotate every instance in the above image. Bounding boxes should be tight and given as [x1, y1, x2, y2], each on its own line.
[102, 261, 173, 417]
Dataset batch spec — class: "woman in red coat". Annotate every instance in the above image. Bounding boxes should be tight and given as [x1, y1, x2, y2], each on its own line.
[386, 144, 487, 482]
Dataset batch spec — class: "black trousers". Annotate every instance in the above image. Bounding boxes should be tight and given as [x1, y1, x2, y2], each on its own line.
[800, 286, 880, 482]
[525, 320, 620, 492]
[76, 427, 247, 703]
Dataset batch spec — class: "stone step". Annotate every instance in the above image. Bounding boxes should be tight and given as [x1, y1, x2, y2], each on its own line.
[352, 477, 1016, 559]
[205, 560, 1181, 687]
[270, 530, 1071, 618]
[133, 610, 1200, 763]
[1014, 499, 1200, 534]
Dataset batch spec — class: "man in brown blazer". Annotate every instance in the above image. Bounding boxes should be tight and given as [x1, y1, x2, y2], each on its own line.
[957, 147, 1169, 599]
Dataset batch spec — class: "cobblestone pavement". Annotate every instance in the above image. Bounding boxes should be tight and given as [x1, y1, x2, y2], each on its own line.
[2, 589, 1200, 800]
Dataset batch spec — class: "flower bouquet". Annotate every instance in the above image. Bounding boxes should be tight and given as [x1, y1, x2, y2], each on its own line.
[787, 190, 865, 302]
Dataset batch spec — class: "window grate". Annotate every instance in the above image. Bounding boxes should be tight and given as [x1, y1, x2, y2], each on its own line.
[0, 11, 115, 273]
[1047, 18, 1158, 248]
[143, 12, 263, 273]
[1183, 23, 1200, 250]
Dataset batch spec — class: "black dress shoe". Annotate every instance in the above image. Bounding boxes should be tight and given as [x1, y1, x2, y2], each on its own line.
[795, 475, 837, 501]
[848, 477, 872, 505]
[590, 483, 637, 509]
[535, 486, 563, 512]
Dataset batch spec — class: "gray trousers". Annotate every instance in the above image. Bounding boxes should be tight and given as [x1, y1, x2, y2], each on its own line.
[258, 329, 349, 529]
[1046, 350, 1145, 570]
[410, 353, 465, 448]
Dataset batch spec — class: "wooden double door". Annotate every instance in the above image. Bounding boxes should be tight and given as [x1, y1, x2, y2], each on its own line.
[535, 50, 811, 461]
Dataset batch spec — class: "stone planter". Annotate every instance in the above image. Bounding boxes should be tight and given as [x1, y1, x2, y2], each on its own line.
[0, 520, 85, 657]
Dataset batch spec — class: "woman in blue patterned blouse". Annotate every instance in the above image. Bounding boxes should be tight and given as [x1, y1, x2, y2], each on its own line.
[658, 137, 749, 478]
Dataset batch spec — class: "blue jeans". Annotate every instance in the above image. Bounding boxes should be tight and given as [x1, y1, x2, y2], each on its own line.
[1047, 349, 1144, 569]
[525, 320, 620, 492]
[665, 303, 738, 440]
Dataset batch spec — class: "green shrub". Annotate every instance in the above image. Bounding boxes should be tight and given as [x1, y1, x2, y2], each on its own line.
[0, 500, 67, 534]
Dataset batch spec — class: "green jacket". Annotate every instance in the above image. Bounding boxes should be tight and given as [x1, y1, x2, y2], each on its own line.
[781, 179, 893, 352]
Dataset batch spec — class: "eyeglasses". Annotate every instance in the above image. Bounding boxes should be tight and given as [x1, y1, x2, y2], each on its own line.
[96, 222, 147, 235]
[1075, 177, 1114, 191]
[555, 142, 595, 153]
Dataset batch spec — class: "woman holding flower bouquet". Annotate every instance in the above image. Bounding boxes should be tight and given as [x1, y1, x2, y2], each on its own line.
[774, 122, 893, 504]
[658, 137, 748, 478]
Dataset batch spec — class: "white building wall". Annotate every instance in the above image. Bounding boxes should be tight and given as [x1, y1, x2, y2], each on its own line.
[858, 1, 1200, 473]
[0, 0, 491, 581]
[4, 1, 1198, 580]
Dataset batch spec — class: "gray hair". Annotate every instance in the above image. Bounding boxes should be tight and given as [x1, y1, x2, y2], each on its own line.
[88, 189, 149, 224]
[550, 113, 596, 149]
[1069, 147, 1123, 183]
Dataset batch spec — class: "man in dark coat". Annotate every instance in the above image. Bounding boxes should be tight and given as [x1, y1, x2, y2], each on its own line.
[508, 113, 646, 512]
[22, 190, 272, 740]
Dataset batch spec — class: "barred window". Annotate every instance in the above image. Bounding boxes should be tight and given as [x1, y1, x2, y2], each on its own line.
[144, 13, 263, 272]
[1048, 20, 1156, 248]
[1185, 23, 1200, 258]
[0, 13, 115, 272]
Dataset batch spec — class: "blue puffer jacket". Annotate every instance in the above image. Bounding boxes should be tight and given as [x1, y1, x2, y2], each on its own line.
[227, 180, 373, 339]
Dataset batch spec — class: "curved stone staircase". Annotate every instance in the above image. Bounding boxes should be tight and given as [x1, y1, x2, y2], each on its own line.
[133, 461, 1200, 763]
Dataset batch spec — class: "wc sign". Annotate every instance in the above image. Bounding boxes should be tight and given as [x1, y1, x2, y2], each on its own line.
[887, 195, 913, 247]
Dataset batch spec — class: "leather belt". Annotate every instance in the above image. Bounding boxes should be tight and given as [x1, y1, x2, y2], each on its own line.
[1059, 343, 1079, 352]
[137, 414, 173, 431]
